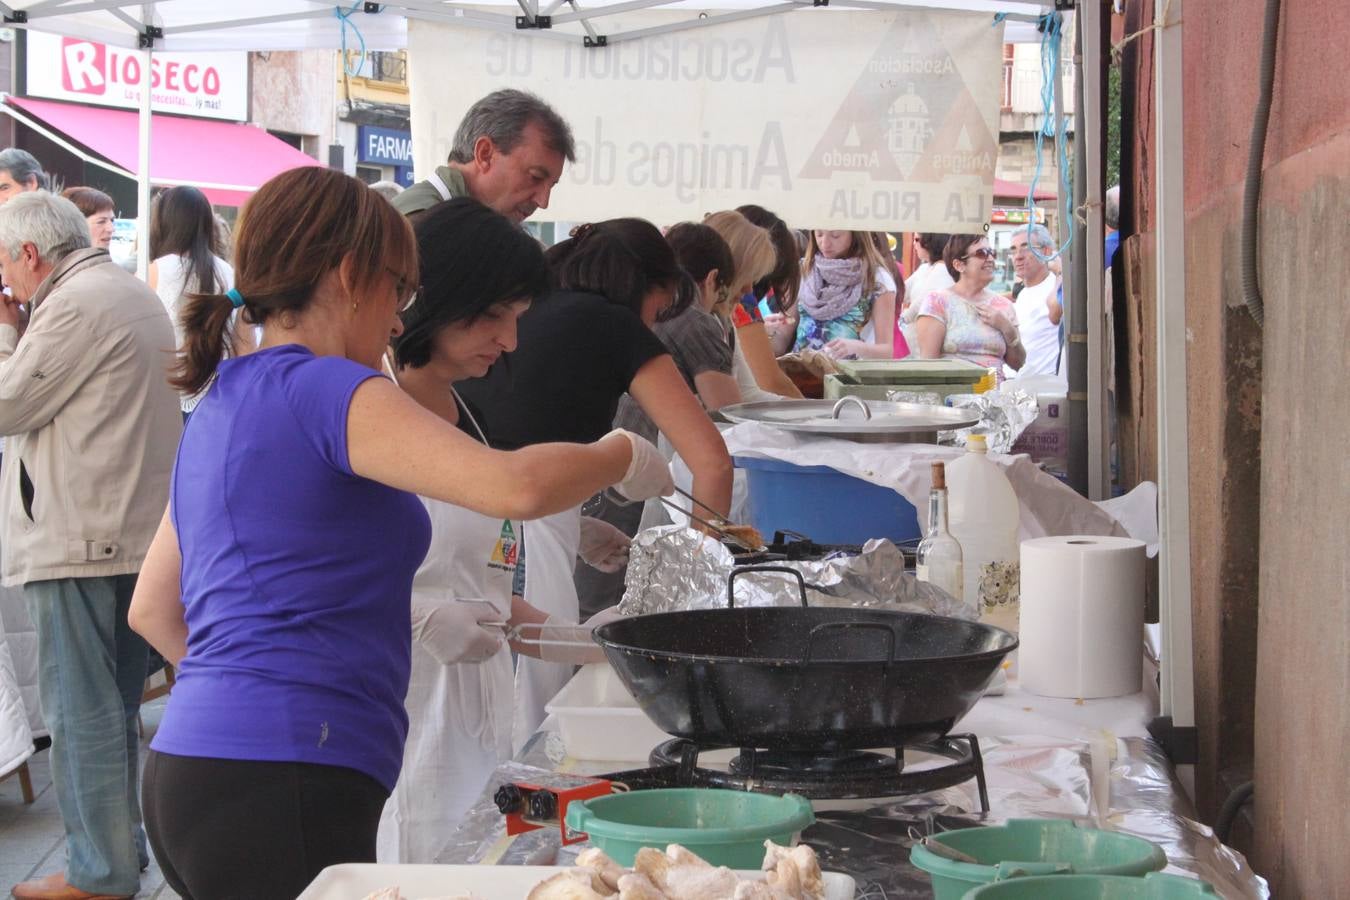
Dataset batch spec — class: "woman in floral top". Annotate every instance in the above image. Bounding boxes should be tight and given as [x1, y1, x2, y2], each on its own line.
[914, 234, 1026, 380]
[792, 229, 897, 356]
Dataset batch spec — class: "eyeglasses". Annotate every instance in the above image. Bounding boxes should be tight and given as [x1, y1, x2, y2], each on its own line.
[961, 248, 997, 261]
[386, 267, 419, 312]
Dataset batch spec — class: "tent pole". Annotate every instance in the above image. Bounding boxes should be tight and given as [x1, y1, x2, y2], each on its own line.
[135, 4, 154, 282]
[1153, 0, 1196, 739]
[1081, 0, 1107, 499]
[1059, 14, 1088, 496]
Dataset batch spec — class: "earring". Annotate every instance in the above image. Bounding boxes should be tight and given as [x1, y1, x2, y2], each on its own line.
[352, 299, 359, 313]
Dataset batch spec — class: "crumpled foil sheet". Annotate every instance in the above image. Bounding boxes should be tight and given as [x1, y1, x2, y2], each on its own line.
[618, 526, 974, 620]
[900, 389, 1038, 453]
[1106, 737, 1269, 898]
[438, 732, 1267, 898]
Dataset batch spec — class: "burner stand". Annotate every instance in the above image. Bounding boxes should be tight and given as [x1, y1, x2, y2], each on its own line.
[604, 733, 989, 810]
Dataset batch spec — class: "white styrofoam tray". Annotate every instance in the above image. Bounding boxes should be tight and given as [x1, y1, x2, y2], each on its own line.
[544, 663, 673, 762]
[298, 863, 856, 899]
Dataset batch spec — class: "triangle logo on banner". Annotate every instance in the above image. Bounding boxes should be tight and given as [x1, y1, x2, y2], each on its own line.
[906, 86, 1000, 183]
[798, 11, 996, 184]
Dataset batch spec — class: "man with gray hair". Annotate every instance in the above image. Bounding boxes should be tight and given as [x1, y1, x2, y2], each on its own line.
[394, 88, 575, 224]
[0, 149, 50, 204]
[0, 192, 181, 900]
[1005, 223, 1065, 380]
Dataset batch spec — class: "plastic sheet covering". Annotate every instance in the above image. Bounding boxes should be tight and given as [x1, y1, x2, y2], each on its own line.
[617, 526, 973, 620]
[1106, 738, 1269, 898]
[438, 732, 1267, 899]
[910, 390, 1040, 453]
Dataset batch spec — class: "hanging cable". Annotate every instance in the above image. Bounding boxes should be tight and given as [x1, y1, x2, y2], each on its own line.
[336, 2, 368, 79]
[1240, 0, 1282, 327]
[1024, 12, 1074, 264]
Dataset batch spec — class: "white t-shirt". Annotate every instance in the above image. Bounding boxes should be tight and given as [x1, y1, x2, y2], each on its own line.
[1006, 272, 1062, 380]
[153, 254, 236, 412]
[898, 262, 955, 352]
[903, 261, 956, 317]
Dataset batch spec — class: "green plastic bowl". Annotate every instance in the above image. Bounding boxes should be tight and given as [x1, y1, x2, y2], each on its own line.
[910, 819, 1168, 900]
[963, 872, 1218, 899]
[564, 788, 815, 868]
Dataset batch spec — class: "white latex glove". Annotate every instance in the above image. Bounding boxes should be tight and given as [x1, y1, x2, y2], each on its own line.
[411, 594, 504, 665]
[607, 429, 675, 502]
[578, 516, 631, 573]
[521, 609, 626, 665]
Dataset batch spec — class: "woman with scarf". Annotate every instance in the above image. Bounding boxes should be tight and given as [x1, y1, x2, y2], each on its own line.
[793, 229, 897, 359]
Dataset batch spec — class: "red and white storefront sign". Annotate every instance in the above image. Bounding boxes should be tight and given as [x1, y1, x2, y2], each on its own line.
[25, 31, 248, 122]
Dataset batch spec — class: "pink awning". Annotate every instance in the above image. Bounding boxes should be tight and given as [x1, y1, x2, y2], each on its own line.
[993, 177, 1057, 202]
[7, 96, 322, 207]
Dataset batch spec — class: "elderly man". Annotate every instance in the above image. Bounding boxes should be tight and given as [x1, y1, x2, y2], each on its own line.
[1005, 224, 1064, 380]
[395, 88, 574, 224]
[0, 149, 49, 205]
[0, 193, 181, 900]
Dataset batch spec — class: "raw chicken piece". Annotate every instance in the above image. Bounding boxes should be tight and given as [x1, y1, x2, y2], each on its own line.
[764, 858, 802, 899]
[664, 845, 711, 869]
[361, 890, 402, 900]
[663, 865, 740, 900]
[527, 869, 609, 900]
[633, 847, 673, 891]
[732, 882, 792, 900]
[760, 841, 825, 900]
[576, 848, 627, 893]
[616, 872, 669, 900]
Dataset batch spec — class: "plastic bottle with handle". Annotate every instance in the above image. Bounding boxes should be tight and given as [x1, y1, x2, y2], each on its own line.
[947, 434, 1022, 631]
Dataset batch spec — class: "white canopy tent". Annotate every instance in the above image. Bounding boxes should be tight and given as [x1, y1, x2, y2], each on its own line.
[0, 0, 1196, 766]
[2, 0, 1054, 50]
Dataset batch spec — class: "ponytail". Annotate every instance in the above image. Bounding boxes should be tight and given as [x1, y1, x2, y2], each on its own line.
[170, 292, 237, 396]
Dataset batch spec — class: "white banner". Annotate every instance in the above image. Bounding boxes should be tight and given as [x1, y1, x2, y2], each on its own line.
[25, 31, 249, 122]
[409, 9, 1003, 231]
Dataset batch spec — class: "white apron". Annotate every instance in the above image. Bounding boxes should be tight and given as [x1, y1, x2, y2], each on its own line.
[511, 506, 582, 752]
[376, 387, 520, 864]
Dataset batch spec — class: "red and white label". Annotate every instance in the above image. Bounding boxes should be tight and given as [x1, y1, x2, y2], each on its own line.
[28, 32, 247, 121]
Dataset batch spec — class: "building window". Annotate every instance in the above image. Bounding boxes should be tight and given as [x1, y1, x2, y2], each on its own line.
[356, 165, 383, 185]
[344, 49, 407, 85]
[269, 130, 304, 151]
[1001, 44, 1015, 113]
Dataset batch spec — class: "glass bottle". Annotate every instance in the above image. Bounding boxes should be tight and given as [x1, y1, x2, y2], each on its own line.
[916, 462, 965, 603]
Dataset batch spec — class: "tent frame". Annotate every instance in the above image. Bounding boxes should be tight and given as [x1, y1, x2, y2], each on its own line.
[0, 0, 1197, 771]
[3, 0, 1052, 49]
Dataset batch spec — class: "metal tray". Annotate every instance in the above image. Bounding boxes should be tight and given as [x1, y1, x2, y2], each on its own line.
[720, 397, 980, 443]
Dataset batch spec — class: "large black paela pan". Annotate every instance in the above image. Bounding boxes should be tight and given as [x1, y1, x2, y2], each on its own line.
[594, 567, 1017, 751]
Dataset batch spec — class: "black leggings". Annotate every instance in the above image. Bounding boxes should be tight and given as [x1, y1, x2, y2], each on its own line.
[143, 750, 388, 900]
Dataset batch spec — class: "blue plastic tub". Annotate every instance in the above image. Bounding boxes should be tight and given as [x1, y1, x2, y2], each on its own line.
[734, 455, 920, 545]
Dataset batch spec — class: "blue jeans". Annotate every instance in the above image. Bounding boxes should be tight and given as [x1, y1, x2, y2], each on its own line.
[26, 575, 150, 896]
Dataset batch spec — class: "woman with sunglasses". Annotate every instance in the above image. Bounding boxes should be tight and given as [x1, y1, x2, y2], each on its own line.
[126, 171, 672, 900]
[913, 234, 1025, 379]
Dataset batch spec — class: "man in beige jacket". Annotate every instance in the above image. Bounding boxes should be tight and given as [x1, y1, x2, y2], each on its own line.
[0, 192, 181, 900]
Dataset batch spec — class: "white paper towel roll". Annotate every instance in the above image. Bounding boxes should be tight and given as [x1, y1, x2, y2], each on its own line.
[1018, 535, 1147, 699]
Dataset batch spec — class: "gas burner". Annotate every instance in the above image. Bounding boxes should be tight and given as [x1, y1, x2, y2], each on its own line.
[602, 734, 989, 810]
[728, 748, 899, 778]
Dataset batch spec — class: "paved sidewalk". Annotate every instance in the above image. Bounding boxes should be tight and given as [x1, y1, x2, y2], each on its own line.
[0, 699, 179, 900]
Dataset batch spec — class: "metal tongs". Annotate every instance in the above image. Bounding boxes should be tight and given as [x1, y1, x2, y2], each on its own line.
[604, 486, 765, 553]
[455, 599, 596, 650]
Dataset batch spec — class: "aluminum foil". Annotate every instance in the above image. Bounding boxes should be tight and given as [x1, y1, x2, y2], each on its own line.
[886, 391, 943, 406]
[438, 732, 1268, 898]
[1106, 738, 1269, 898]
[618, 525, 974, 620]
[903, 389, 1039, 453]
